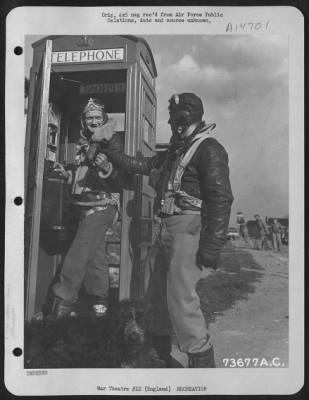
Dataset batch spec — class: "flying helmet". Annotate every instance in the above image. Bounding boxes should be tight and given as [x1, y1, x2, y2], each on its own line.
[80, 98, 108, 131]
[168, 92, 204, 130]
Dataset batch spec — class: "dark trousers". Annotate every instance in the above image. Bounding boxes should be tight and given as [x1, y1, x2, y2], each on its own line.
[53, 206, 117, 303]
[272, 232, 282, 251]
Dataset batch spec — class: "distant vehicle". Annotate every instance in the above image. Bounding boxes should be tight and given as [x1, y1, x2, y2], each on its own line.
[227, 227, 239, 240]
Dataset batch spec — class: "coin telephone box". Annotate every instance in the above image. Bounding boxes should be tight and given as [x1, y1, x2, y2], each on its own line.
[25, 35, 157, 320]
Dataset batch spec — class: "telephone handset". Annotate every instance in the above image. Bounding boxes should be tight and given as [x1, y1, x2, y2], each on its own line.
[46, 102, 61, 164]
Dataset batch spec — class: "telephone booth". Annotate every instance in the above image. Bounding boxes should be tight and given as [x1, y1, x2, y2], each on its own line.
[25, 35, 157, 321]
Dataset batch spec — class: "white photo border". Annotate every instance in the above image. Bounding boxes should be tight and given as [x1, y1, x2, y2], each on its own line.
[5, 5, 304, 396]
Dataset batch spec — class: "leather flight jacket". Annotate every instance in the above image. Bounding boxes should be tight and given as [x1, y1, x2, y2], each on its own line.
[67, 130, 133, 219]
[105, 122, 234, 268]
[77, 130, 133, 194]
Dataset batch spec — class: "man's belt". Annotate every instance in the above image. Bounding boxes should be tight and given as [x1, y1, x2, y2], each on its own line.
[74, 191, 116, 207]
[77, 191, 110, 203]
[160, 190, 203, 216]
[160, 209, 201, 218]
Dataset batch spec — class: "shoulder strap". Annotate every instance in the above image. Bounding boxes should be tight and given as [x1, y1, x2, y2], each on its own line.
[172, 123, 215, 189]
[180, 132, 211, 169]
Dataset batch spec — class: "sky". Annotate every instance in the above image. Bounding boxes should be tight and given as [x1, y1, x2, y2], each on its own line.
[25, 35, 289, 225]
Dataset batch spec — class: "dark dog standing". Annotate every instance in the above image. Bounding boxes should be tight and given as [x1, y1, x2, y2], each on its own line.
[25, 300, 166, 368]
[117, 300, 165, 368]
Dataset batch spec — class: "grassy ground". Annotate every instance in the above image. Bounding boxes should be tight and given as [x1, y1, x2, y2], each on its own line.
[25, 312, 123, 368]
[25, 241, 269, 369]
[198, 241, 264, 325]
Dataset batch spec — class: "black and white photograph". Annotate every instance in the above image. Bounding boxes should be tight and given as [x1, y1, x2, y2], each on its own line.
[5, 5, 304, 396]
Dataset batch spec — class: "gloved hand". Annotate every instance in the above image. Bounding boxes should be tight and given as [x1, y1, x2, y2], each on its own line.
[94, 153, 111, 171]
[94, 153, 113, 178]
[196, 249, 218, 271]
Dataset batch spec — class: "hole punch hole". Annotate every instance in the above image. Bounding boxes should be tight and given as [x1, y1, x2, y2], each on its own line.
[14, 46, 23, 55]
[14, 197, 23, 206]
[13, 347, 23, 357]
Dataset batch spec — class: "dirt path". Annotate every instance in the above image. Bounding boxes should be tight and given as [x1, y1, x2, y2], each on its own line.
[211, 244, 288, 368]
[172, 243, 289, 368]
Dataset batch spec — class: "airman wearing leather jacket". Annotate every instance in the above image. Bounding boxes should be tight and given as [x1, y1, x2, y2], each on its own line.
[96, 93, 233, 368]
[52, 98, 130, 318]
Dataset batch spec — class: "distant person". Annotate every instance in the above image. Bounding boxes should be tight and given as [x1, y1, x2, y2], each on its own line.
[254, 214, 270, 250]
[264, 216, 274, 249]
[281, 226, 289, 245]
[270, 219, 283, 252]
[236, 212, 253, 248]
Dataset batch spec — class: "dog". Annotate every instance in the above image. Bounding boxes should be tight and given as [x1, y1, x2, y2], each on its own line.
[117, 299, 165, 368]
[24, 299, 165, 369]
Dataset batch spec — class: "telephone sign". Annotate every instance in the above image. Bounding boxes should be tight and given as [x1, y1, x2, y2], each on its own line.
[51, 47, 125, 64]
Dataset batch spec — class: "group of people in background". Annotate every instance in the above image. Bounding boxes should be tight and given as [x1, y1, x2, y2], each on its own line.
[236, 212, 287, 252]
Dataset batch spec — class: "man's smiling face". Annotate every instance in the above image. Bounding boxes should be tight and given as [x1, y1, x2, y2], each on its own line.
[84, 110, 105, 133]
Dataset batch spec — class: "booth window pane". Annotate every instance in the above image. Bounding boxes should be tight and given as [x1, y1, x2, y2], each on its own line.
[144, 92, 154, 122]
[141, 193, 152, 217]
[143, 118, 152, 144]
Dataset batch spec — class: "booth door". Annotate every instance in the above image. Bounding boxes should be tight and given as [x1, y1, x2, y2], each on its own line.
[25, 40, 53, 320]
[137, 80, 156, 298]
